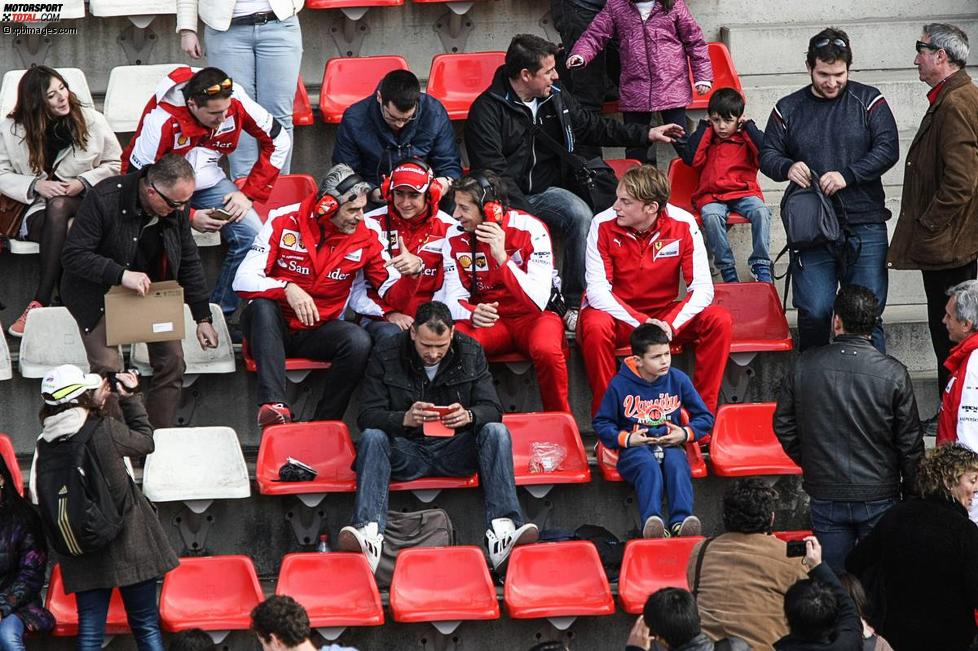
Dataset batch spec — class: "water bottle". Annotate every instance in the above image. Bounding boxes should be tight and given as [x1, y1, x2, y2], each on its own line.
[653, 445, 664, 464]
[316, 533, 331, 553]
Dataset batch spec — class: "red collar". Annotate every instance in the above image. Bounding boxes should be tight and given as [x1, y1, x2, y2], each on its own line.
[927, 79, 948, 105]
[945, 331, 978, 373]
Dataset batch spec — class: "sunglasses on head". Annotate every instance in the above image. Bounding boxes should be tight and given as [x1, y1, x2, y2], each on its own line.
[814, 37, 848, 50]
[203, 78, 233, 95]
[916, 40, 942, 53]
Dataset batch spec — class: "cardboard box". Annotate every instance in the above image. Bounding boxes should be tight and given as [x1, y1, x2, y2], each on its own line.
[104, 281, 185, 345]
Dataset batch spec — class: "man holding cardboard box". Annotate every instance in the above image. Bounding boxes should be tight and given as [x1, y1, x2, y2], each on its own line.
[61, 154, 219, 428]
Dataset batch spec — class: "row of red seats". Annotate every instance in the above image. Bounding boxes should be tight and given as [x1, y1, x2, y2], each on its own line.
[44, 530, 812, 637]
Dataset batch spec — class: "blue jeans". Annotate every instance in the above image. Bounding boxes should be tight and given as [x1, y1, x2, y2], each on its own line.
[810, 497, 896, 572]
[352, 424, 526, 531]
[617, 445, 694, 526]
[526, 187, 592, 306]
[700, 195, 772, 273]
[0, 615, 25, 651]
[204, 15, 302, 177]
[191, 177, 262, 316]
[76, 579, 164, 651]
[362, 318, 402, 343]
[790, 222, 888, 352]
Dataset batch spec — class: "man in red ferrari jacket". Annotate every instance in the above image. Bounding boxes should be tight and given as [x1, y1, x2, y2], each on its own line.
[123, 66, 291, 321]
[359, 158, 459, 340]
[440, 171, 570, 413]
[233, 164, 399, 427]
[579, 164, 732, 416]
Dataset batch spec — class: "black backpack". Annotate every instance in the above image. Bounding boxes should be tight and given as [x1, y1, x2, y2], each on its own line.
[35, 417, 130, 557]
[779, 176, 843, 251]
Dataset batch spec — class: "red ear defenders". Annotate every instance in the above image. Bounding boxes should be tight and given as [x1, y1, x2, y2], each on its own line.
[380, 158, 434, 201]
[472, 172, 504, 223]
[315, 172, 365, 219]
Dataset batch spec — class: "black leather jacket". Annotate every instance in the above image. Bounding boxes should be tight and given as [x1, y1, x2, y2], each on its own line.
[773, 335, 924, 501]
[626, 633, 752, 651]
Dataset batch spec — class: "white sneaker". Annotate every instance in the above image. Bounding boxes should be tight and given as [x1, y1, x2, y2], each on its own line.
[486, 517, 539, 570]
[642, 515, 666, 539]
[338, 522, 384, 573]
[563, 308, 579, 332]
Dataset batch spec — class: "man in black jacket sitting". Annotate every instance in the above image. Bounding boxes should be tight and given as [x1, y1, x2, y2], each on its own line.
[338, 300, 537, 573]
[774, 285, 924, 572]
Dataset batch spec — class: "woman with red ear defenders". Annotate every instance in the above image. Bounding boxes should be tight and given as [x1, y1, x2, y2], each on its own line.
[356, 158, 460, 341]
[438, 171, 571, 413]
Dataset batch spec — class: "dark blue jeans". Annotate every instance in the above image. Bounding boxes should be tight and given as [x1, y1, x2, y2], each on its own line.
[76, 578, 163, 651]
[617, 444, 693, 527]
[0, 614, 25, 651]
[810, 497, 896, 572]
[352, 424, 526, 531]
[789, 222, 888, 352]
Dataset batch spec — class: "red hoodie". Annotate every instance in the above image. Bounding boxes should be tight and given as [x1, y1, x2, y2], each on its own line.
[937, 331, 978, 448]
[683, 119, 764, 212]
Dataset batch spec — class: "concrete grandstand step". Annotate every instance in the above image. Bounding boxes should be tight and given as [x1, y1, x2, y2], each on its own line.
[739, 67, 977, 134]
[722, 16, 978, 77]
[694, 0, 977, 30]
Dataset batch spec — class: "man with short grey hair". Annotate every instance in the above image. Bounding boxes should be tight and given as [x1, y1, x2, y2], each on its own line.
[937, 282, 978, 478]
[888, 23, 978, 418]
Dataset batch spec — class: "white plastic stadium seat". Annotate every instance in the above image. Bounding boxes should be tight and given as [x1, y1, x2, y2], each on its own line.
[59, 0, 86, 18]
[104, 64, 182, 133]
[192, 230, 221, 247]
[130, 304, 236, 385]
[6, 240, 39, 255]
[18, 307, 96, 378]
[0, 68, 94, 118]
[142, 427, 250, 512]
[0, 325, 11, 381]
[88, 0, 176, 23]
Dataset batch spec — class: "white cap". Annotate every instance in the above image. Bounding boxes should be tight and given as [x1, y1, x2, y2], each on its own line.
[41, 364, 102, 406]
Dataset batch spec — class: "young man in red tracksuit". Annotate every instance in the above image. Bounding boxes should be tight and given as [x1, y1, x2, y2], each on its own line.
[123, 66, 291, 321]
[579, 164, 732, 416]
[359, 158, 459, 340]
[232, 165, 401, 427]
[439, 171, 571, 413]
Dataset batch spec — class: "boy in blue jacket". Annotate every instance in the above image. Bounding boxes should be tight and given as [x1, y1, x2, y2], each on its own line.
[594, 323, 714, 538]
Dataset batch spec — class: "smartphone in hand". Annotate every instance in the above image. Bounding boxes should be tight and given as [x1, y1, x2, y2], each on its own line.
[211, 208, 234, 221]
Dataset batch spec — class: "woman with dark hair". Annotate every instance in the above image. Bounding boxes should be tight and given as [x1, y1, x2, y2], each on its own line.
[847, 444, 978, 651]
[0, 65, 121, 337]
[0, 455, 54, 650]
[837, 572, 894, 651]
[32, 364, 177, 651]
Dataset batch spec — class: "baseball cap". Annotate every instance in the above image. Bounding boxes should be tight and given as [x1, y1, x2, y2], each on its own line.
[41, 364, 102, 406]
[390, 161, 432, 193]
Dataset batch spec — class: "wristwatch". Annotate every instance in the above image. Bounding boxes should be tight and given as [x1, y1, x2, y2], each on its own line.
[197, 315, 214, 324]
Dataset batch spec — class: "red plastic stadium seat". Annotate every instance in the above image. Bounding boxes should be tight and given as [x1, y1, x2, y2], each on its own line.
[0, 434, 23, 496]
[241, 338, 333, 373]
[618, 537, 705, 613]
[306, 0, 402, 9]
[688, 43, 743, 111]
[712, 282, 792, 355]
[160, 556, 263, 632]
[503, 412, 591, 489]
[615, 343, 684, 357]
[667, 158, 755, 225]
[425, 52, 505, 120]
[294, 75, 314, 126]
[773, 530, 813, 543]
[710, 403, 802, 477]
[319, 56, 410, 124]
[595, 441, 707, 481]
[504, 541, 615, 621]
[235, 174, 318, 223]
[606, 159, 641, 180]
[46, 565, 130, 636]
[390, 546, 500, 625]
[276, 552, 384, 628]
[390, 473, 479, 492]
[256, 422, 358, 495]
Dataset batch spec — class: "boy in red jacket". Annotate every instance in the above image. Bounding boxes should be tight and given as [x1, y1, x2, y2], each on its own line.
[675, 88, 772, 284]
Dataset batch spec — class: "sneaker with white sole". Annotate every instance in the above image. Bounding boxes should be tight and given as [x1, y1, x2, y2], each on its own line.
[671, 515, 702, 538]
[8, 300, 42, 338]
[643, 515, 666, 539]
[486, 517, 539, 570]
[337, 522, 384, 573]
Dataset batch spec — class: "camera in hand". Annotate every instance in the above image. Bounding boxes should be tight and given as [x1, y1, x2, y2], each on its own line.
[785, 540, 807, 557]
[105, 369, 141, 394]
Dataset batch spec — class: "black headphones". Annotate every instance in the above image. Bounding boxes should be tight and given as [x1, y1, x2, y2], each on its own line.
[315, 172, 365, 219]
[470, 172, 504, 223]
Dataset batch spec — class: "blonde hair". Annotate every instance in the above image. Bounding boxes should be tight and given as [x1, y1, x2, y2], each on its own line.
[619, 164, 670, 210]
[916, 444, 978, 500]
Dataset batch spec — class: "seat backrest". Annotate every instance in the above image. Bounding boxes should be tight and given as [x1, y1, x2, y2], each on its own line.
[88, 0, 176, 17]
[142, 427, 251, 503]
[0, 68, 94, 119]
[131, 304, 236, 376]
[18, 307, 92, 378]
[293, 75, 315, 127]
[0, 328, 11, 381]
[712, 282, 791, 345]
[104, 63, 182, 132]
[503, 412, 589, 475]
[504, 541, 614, 614]
[319, 56, 410, 124]
[239, 174, 318, 223]
[0, 435, 24, 496]
[606, 159, 641, 180]
[425, 52, 505, 119]
[160, 556, 263, 631]
[688, 42, 743, 110]
[618, 538, 704, 613]
[45, 564, 130, 635]
[256, 421, 357, 493]
[276, 552, 384, 627]
[666, 158, 698, 215]
[390, 546, 499, 621]
[711, 403, 801, 476]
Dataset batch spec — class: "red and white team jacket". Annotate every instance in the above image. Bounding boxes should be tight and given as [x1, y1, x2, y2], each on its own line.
[121, 66, 290, 202]
[362, 204, 458, 317]
[938, 331, 978, 450]
[583, 205, 713, 333]
[439, 209, 558, 322]
[232, 197, 400, 331]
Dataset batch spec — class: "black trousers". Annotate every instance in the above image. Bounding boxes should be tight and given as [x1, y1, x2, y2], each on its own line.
[922, 261, 978, 401]
[623, 107, 688, 164]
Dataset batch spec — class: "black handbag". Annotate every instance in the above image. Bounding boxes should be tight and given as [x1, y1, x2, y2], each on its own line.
[530, 125, 619, 213]
[779, 171, 844, 251]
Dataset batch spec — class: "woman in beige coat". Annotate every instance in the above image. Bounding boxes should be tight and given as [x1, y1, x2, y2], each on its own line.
[0, 66, 122, 337]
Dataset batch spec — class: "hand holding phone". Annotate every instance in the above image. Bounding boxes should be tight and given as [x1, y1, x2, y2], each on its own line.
[211, 208, 234, 221]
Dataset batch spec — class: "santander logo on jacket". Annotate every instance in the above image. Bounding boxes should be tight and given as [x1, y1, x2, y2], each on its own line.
[120, 66, 290, 202]
[232, 196, 400, 331]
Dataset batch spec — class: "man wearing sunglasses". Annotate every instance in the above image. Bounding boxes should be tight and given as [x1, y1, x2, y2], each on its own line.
[60, 154, 219, 429]
[761, 27, 899, 353]
[122, 66, 291, 327]
[889, 23, 978, 417]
